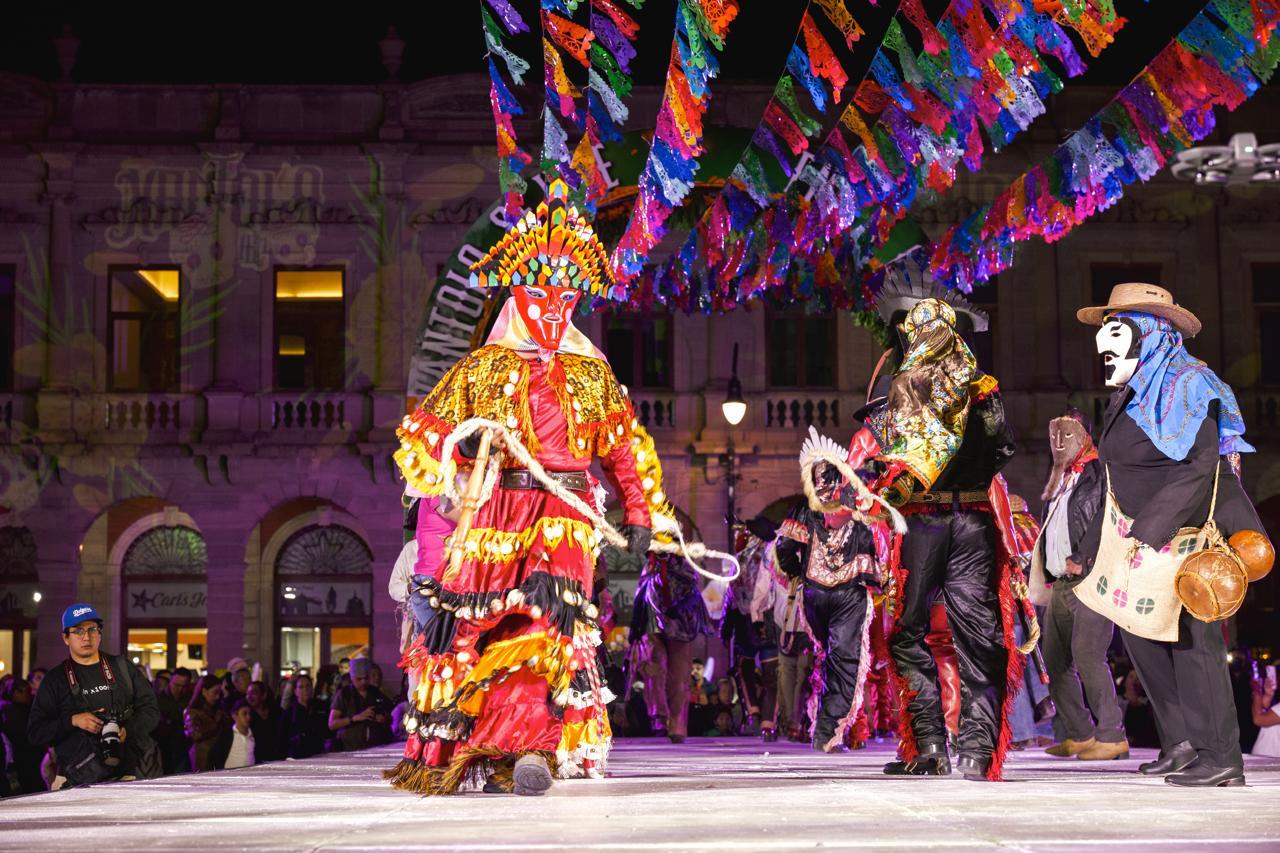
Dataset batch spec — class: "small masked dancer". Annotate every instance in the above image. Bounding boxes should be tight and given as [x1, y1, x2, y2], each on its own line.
[386, 180, 667, 796]
[777, 434, 885, 753]
[1076, 284, 1266, 787]
[854, 284, 1028, 782]
[1028, 409, 1128, 761]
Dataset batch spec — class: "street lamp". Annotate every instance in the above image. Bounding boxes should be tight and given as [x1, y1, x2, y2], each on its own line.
[722, 343, 746, 549]
[722, 344, 746, 426]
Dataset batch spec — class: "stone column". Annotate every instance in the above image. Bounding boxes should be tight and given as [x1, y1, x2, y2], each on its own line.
[203, 529, 248, 674]
[28, 502, 86, 668]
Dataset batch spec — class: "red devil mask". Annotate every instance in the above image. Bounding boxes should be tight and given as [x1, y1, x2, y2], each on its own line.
[512, 283, 582, 354]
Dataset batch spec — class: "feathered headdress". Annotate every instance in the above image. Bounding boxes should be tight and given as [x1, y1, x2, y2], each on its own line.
[468, 179, 622, 301]
[798, 426, 907, 534]
[876, 265, 988, 332]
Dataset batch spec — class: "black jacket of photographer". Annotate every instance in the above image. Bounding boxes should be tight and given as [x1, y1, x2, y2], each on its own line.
[27, 652, 160, 778]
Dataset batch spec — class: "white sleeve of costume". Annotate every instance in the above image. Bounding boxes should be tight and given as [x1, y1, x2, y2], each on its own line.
[749, 543, 776, 622]
[388, 540, 418, 603]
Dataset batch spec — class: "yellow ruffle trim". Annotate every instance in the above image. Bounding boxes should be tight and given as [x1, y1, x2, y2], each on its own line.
[557, 716, 611, 756]
[628, 423, 673, 531]
[452, 631, 574, 718]
[454, 516, 600, 565]
[394, 436, 453, 497]
[411, 656, 460, 713]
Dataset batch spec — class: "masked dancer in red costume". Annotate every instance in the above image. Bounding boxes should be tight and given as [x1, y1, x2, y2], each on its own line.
[385, 180, 666, 796]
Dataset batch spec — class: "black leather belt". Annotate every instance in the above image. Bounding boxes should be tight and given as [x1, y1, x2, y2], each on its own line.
[501, 468, 589, 493]
[905, 489, 990, 505]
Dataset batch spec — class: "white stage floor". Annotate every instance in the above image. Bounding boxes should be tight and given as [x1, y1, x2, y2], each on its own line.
[2, 738, 1278, 851]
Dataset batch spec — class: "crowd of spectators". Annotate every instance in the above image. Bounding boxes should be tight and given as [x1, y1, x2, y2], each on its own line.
[0, 652, 400, 796]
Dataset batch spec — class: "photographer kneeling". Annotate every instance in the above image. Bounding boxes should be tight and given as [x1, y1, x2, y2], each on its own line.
[28, 603, 161, 788]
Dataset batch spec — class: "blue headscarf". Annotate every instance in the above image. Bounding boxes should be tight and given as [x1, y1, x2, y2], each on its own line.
[1114, 311, 1254, 461]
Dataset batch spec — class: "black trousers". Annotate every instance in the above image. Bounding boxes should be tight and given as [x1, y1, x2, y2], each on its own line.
[803, 582, 869, 745]
[1121, 610, 1242, 768]
[891, 510, 1008, 757]
[1043, 578, 1126, 743]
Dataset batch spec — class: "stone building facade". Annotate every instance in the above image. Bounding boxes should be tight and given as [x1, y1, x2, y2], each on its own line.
[1, 63, 1279, 681]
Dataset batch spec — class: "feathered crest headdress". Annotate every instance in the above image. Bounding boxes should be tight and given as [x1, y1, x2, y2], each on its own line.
[876, 265, 988, 333]
[798, 426, 907, 534]
[468, 179, 622, 301]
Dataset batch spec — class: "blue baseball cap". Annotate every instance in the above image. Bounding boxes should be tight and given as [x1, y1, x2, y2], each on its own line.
[62, 603, 103, 632]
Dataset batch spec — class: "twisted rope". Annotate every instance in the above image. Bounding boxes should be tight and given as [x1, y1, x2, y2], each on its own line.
[799, 448, 909, 534]
[439, 418, 740, 582]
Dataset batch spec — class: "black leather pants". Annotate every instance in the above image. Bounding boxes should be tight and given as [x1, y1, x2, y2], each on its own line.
[891, 510, 1008, 758]
[804, 582, 870, 745]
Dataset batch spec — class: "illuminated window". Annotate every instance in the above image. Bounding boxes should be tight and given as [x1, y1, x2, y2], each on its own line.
[122, 524, 208, 673]
[0, 527, 38, 678]
[274, 269, 345, 390]
[0, 266, 13, 391]
[276, 524, 373, 677]
[604, 311, 673, 389]
[767, 309, 834, 388]
[109, 268, 180, 391]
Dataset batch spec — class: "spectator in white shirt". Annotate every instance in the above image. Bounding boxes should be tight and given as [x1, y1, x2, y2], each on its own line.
[211, 700, 256, 770]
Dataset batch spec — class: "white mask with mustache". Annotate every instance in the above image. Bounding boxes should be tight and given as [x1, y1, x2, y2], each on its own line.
[1096, 318, 1140, 388]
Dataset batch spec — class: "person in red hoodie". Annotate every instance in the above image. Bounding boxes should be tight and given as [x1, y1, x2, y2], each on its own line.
[386, 180, 662, 797]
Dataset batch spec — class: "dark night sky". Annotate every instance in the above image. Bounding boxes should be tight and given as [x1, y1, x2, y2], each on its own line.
[3, 2, 1204, 88]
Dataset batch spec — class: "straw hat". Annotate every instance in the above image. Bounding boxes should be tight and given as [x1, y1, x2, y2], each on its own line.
[1076, 283, 1201, 337]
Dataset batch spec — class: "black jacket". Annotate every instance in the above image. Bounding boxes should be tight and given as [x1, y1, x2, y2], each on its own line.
[774, 502, 876, 588]
[27, 653, 160, 773]
[931, 385, 1017, 493]
[1079, 392, 1264, 568]
[1039, 456, 1105, 569]
[281, 699, 331, 759]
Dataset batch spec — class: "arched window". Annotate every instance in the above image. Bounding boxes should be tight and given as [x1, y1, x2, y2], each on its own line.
[122, 525, 208, 673]
[275, 525, 373, 679]
[123, 526, 208, 575]
[0, 527, 39, 678]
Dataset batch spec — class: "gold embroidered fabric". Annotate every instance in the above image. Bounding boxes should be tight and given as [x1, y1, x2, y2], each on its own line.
[394, 345, 641, 496]
[876, 299, 979, 490]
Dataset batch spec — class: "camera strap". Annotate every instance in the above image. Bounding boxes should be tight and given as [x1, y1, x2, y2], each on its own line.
[62, 655, 133, 716]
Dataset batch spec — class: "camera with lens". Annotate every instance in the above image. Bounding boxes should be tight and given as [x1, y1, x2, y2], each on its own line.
[98, 716, 124, 767]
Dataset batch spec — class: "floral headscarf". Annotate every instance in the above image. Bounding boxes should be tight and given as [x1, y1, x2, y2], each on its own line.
[873, 298, 979, 490]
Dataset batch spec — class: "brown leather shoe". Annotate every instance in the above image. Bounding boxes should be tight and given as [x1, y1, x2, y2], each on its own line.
[1077, 739, 1130, 761]
[1045, 737, 1096, 757]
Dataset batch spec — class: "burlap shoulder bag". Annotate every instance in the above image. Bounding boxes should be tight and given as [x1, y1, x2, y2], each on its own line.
[1073, 467, 1213, 642]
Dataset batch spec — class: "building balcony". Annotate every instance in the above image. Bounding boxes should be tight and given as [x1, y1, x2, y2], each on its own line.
[261, 393, 361, 436]
[762, 392, 852, 431]
[629, 392, 677, 432]
[74, 393, 195, 444]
